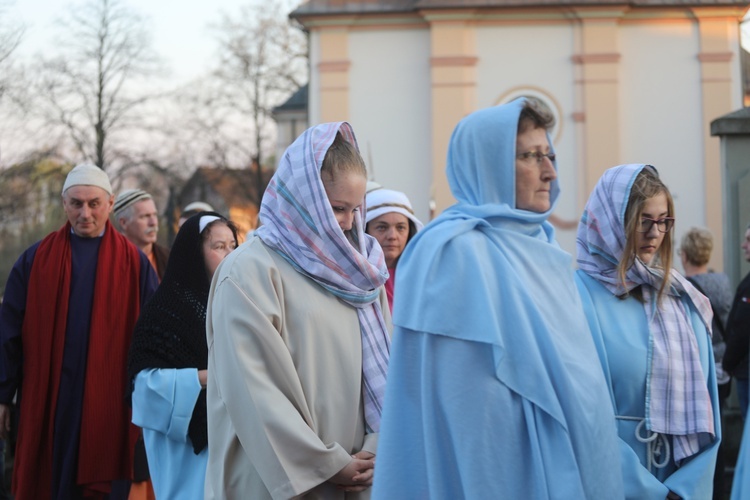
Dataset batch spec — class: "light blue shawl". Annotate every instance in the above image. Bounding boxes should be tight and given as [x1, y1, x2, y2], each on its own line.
[374, 98, 624, 498]
[394, 98, 590, 416]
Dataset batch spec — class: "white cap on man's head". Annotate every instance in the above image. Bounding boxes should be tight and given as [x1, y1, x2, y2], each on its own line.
[62, 163, 113, 195]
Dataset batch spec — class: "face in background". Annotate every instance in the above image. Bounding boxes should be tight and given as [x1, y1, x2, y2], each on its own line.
[203, 222, 238, 279]
[120, 199, 159, 249]
[515, 126, 557, 213]
[367, 212, 410, 269]
[634, 192, 669, 265]
[63, 185, 114, 238]
[322, 169, 367, 232]
[742, 228, 750, 262]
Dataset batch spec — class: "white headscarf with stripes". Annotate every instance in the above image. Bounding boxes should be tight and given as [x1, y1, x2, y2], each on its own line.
[255, 122, 390, 433]
[576, 164, 715, 463]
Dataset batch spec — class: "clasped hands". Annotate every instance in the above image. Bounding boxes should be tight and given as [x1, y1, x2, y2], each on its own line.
[330, 451, 375, 493]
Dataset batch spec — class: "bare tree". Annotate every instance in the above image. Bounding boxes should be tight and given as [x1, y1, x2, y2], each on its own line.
[34, 0, 161, 170]
[209, 1, 307, 171]
[170, 78, 252, 170]
[0, 1, 23, 103]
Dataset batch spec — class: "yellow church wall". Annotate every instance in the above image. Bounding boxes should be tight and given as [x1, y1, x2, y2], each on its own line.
[299, 3, 748, 267]
[693, 8, 744, 270]
[425, 16, 478, 213]
[318, 28, 351, 123]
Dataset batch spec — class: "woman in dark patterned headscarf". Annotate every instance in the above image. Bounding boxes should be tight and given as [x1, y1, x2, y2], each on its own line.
[127, 212, 238, 500]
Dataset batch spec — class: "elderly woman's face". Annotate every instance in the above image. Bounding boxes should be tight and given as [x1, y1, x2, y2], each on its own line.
[515, 126, 556, 213]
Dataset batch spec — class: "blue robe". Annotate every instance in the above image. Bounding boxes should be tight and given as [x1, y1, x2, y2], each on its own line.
[0, 232, 157, 499]
[576, 271, 720, 499]
[732, 412, 750, 500]
[132, 369, 206, 500]
[372, 98, 624, 499]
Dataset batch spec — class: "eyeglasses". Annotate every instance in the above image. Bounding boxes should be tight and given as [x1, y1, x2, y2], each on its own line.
[516, 151, 556, 164]
[637, 217, 675, 233]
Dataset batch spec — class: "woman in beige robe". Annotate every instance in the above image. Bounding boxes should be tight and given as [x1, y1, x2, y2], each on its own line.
[205, 123, 391, 500]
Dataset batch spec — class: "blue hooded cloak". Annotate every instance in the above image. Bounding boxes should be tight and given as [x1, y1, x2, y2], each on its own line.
[372, 98, 625, 499]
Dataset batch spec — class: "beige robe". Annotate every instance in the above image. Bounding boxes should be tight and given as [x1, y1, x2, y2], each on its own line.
[205, 236, 391, 500]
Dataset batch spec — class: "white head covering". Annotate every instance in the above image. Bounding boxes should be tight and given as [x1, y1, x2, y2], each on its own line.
[365, 188, 424, 232]
[199, 215, 220, 234]
[62, 163, 113, 195]
[183, 201, 214, 213]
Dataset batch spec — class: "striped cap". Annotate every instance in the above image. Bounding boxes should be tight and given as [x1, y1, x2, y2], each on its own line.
[114, 189, 152, 217]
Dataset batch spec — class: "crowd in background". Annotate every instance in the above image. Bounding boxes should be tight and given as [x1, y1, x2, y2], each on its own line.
[0, 97, 749, 499]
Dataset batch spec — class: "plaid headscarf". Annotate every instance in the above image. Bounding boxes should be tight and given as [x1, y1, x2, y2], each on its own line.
[576, 164, 714, 463]
[255, 122, 390, 433]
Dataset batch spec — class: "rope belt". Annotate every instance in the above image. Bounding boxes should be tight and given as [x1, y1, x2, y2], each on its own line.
[617, 416, 671, 472]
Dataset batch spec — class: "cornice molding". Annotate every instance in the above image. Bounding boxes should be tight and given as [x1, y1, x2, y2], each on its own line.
[571, 53, 621, 64]
[318, 60, 351, 72]
[697, 52, 734, 63]
[430, 56, 479, 67]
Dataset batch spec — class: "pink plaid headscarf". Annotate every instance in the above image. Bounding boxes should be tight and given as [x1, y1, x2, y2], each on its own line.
[577, 163, 714, 462]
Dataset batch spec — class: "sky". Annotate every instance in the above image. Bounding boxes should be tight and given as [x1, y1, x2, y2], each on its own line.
[8, 0, 750, 85]
[6, 0, 296, 83]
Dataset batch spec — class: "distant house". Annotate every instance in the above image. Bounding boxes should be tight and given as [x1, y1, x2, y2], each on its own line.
[0, 158, 69, 296]
[272, 84, 309, 165]
[292, 0, 749, 270]
[0, 158, 68, 238]
[178, 165, 273, 237]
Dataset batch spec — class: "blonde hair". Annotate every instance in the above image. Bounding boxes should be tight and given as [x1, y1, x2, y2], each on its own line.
[321, 132, 366, 182]
[680, 227, 713, 267]
[618, 167, 675, 301]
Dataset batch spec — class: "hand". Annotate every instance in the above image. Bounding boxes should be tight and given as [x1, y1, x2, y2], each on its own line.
[352, 450, 374, 461]
[0, 404, 11, 440]
[329, 454, 375, 492]
[349, 451, 375, 485]
[198, 369, 208, 388]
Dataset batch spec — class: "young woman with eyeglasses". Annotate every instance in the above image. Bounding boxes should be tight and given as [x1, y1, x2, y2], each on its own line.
[575, 164, 720, 500]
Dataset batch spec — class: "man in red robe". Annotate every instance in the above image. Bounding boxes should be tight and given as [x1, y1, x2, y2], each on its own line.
[0, 163, 158, 499]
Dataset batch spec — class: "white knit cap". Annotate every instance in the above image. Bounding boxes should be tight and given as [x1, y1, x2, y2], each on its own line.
[365, 188, 424, 231]
[62, 163, 113, 195]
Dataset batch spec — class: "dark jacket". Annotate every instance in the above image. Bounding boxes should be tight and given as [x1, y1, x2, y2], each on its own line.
[723, 272, 750, 379]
